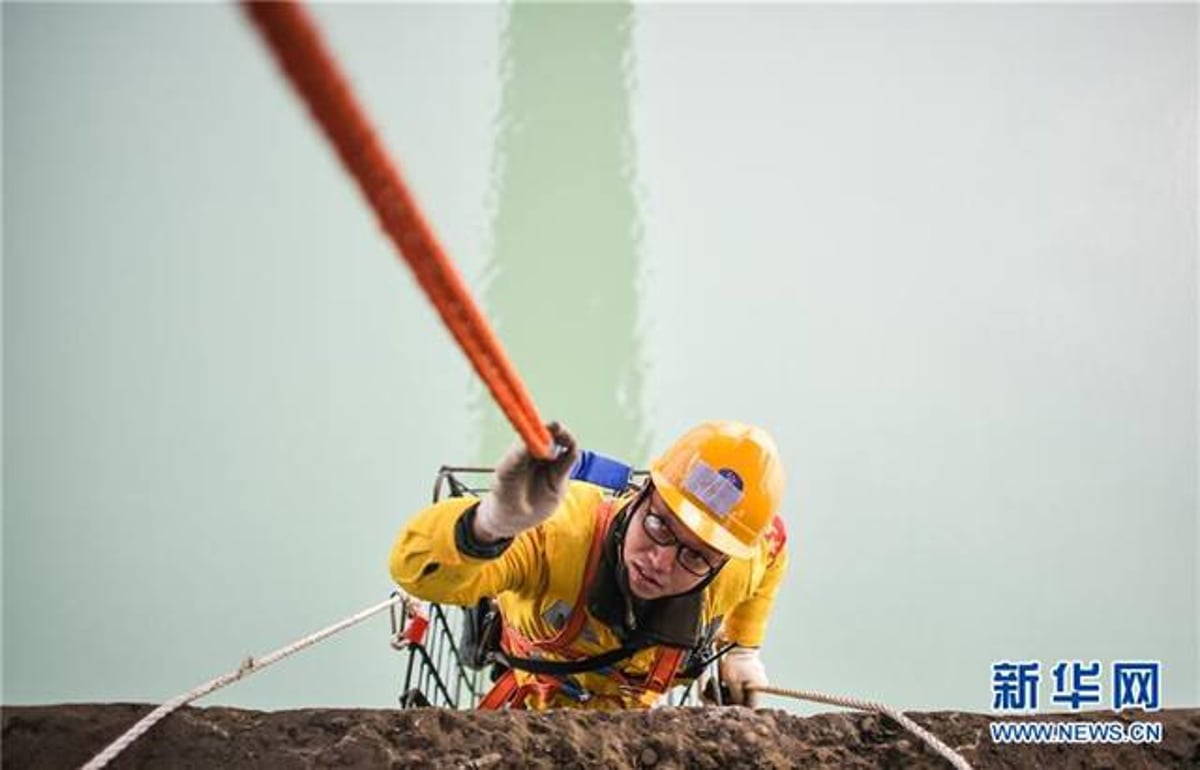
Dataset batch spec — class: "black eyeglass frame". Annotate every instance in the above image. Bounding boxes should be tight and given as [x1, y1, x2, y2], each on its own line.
[633, 485, 727, 578]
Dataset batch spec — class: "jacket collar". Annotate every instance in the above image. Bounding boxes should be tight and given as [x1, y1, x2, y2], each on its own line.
[585, 490, 715, 649]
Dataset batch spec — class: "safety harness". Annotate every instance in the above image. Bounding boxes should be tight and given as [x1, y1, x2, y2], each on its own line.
[477, 497, 695, 709]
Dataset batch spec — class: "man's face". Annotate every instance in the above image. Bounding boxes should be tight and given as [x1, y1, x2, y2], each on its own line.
[621, 486, 728, 601]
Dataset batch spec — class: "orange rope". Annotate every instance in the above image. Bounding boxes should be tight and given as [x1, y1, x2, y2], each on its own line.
[243, 0, 554, 459]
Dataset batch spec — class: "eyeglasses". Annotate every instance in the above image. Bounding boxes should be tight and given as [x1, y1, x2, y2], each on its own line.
[638, 496, 724, 578]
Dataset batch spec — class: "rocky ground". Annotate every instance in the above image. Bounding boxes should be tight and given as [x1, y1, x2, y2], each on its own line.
[3, 703, 1198, 769]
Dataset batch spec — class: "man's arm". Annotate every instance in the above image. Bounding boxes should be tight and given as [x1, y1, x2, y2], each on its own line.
[390, 422, 579, 606]
[389, 495, 537, 605]
[722, 524, 789, 647]
[716, 522, 789, 707]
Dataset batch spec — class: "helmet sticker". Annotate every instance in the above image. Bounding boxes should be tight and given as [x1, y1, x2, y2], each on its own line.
[683, 461, 745, 517]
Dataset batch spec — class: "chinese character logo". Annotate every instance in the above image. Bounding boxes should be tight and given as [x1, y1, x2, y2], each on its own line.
[992, 661, 1040, 711]
[1050, 660, 1102, 710]
[1113, 661, 1161, 712]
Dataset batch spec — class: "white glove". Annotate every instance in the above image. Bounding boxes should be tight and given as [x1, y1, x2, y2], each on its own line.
[720, 646, 768, 708]
[473, 422, 579, 542]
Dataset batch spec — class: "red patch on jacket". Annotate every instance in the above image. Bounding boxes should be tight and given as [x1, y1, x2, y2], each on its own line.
[763, 515, 787, 559]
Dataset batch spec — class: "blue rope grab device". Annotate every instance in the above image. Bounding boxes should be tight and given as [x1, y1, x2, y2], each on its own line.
[568, 450, 633, 492]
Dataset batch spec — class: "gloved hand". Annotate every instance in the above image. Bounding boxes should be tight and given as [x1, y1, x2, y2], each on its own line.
[719, 646, 768, 708]
[473, 422, 579, 542]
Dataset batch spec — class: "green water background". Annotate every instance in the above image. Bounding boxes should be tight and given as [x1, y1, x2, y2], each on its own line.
[4, 3, 1196, 713]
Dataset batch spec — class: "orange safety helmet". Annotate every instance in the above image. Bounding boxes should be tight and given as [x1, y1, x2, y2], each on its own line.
[649, 420, 785, 560]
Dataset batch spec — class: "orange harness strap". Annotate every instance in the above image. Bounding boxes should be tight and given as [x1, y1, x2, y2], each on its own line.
[478, 500, 689, 709]
[478, 669, 523, 710]
[521, 500, 615, 654]
[479, 646, 685, 710]
[644, 647, 686, 694]
[243, 1, 553, 459]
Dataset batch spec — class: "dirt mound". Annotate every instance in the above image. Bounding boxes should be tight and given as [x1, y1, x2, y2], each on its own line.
[3, 703, 1198, 769]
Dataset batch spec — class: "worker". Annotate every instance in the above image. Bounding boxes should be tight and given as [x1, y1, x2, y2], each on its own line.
[390, 420, 789, 709]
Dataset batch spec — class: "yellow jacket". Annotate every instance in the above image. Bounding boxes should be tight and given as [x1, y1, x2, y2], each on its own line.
[390, 481, 788, 709]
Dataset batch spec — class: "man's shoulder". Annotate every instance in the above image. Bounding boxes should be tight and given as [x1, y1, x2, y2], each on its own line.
[539, 480, 613, 537]
[705, 521, 788, 597]
[564, 479, 608, 509]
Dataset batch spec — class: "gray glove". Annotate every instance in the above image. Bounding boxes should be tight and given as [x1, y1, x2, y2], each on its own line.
[473, 422, 579, 542]
[720, 646, 768, 708]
